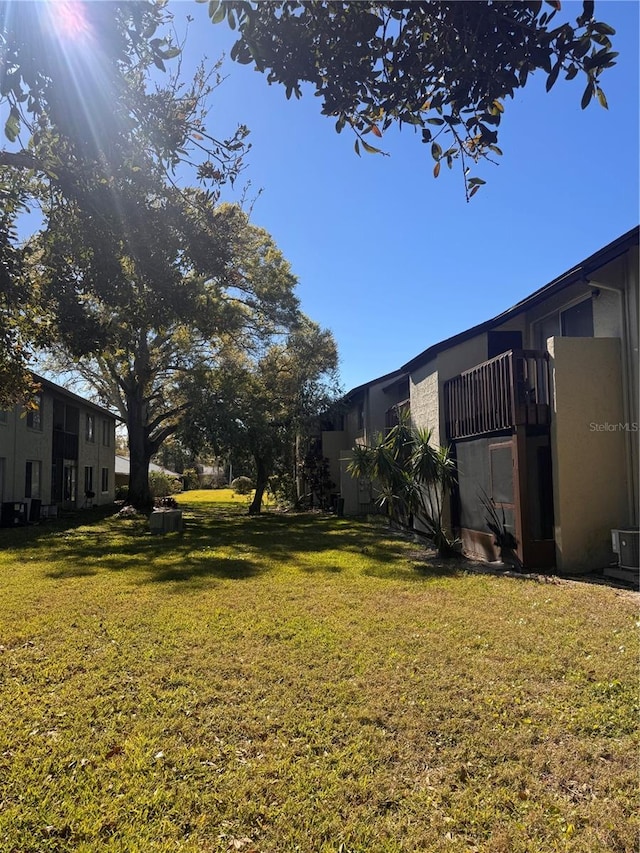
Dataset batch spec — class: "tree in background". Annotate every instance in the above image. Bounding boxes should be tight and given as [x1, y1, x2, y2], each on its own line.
[211, 0, 616, 198]
[349, 415, 457, 555]
[181, 318, 340, 514]
[35, 199, 300, 509]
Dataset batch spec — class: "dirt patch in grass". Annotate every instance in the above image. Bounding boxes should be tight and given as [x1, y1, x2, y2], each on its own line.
[0, 492, 637, 852]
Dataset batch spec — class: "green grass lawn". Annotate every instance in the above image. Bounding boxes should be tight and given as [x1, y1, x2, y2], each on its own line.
[0, 491, 637, 853]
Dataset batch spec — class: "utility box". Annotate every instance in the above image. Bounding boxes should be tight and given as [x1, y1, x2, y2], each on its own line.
[149, 509, 183, 534]
[607, 528, 639, 583]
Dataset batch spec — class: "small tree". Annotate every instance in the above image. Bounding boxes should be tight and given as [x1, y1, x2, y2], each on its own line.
[348, 416, 457, 556]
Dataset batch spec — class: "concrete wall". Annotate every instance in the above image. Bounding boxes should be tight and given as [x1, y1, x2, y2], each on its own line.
[410, 359, 440, 445]
[548, 336, 628, 574]
[322, 430, 347, 496]
[339, 452, 370, 515]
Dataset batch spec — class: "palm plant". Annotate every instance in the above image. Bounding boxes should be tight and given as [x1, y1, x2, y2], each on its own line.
[348, 415, 458, 556]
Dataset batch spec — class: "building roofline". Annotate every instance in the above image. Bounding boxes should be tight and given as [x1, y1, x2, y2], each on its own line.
[402, 225, 639, 373]
[32, 373, 119, 419]
[342, 367, 409, 402]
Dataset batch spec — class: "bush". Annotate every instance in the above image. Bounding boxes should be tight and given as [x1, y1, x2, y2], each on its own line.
[182, 468, 201, 491]
[231, 476, 254, 495]
[149, 471, 182, 498]
[115, 484, 129, 502]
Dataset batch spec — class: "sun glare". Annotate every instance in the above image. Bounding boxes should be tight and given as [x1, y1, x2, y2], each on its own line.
[48, 1, 93, 43]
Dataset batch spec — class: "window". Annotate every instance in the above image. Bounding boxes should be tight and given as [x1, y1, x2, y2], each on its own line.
[86, 414, 95, 443]
[102, 419, 111, 446]
[84, 466, 94, 495]
[26, 394, 42, 430]
[101, 467, 109, 493]
[534, 297, 595, 351]
[561, 298, 594, 337]
[25, 460, 42, 499]
[0, 411, 7, 425]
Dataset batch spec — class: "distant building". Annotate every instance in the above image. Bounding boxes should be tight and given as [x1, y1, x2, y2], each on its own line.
[114, 455, 183, 490]
[0, 375, 117, 522]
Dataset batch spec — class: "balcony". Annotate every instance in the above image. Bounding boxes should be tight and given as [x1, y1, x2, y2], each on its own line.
[384, 398, 410, 431]
[444, 350, 550, 441]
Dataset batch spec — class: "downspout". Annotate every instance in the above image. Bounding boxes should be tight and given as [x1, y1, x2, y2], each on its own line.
[585, 276, 636, 524]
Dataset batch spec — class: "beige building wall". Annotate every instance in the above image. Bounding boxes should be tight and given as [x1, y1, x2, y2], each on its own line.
[0, 390, 116, 512]
[339, 452, 367, 515]
[79, 414, 117, 505]
[549, 336, 628, 574]
[2, 394, 53, 504]
[410, 359, 440, 445]
[322, 430, 347, 497]
[366, 381, 396, 443]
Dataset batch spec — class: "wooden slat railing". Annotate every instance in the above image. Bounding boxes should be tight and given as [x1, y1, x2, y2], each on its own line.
[444, 350, 550, 440]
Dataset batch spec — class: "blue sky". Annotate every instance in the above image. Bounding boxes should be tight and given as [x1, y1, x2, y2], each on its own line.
[167, 0, 638, 393]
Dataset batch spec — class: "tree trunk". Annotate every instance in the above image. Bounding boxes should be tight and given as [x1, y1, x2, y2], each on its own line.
[248, 455, 269, 515]
[127, 396, 154, 510]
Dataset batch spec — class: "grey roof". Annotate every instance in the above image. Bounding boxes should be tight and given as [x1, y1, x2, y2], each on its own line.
[115, 456, 182, 478]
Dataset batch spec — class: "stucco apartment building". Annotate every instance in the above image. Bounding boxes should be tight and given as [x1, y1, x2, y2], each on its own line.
[323, 227, 639, 579]
[0, 375, 116, 523]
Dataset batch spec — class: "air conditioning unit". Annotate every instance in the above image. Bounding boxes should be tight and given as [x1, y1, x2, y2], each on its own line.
[611, 528, 640, 570]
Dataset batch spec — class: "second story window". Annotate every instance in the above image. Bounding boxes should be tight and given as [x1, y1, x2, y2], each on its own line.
[26, 394, 42, 430]
[86, 414, 95, 443]
[102, 419, 111, 447]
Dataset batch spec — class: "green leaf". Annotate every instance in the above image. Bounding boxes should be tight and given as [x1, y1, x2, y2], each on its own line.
[467, 177, 486, 187]
[426, 117, 445, 125]
[431, 142, 442, 160]
[433, 161, 440, 178]
[593, 22, 616, 36]
[211, 4, 226, 25]
[4, 107, 20, 142]
[208, 1, 224, 23]
[361, 140, 382, 154]
[354, 139, 360, 156]
[581, 82, 594, 109]
[596, 86, 608, 109]
[546, 61, 561, 92]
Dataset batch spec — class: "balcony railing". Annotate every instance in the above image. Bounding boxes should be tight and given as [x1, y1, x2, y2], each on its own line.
[444, 350, 550, 440]
[385, 398, 410, 431]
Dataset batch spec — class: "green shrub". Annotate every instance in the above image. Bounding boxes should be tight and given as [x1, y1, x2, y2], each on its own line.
[149, 471, 182, 498]
[182, 468, 201, 491]
[231, 476, 254, 495]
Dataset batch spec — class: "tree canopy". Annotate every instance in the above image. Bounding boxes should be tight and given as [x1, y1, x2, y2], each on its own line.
[181, 317, 340, 514]
[35, 192, 301, 508]
[0, 1, 249, 404]
[208, 0, 616, 197]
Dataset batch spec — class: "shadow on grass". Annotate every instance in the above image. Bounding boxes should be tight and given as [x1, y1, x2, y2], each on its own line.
[2, 499, 459, 588]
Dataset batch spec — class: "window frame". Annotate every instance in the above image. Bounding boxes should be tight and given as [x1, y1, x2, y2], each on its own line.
[26, 393, 43, 431]
[25, 460, 42, 499]
[86, 414, 95, 443]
